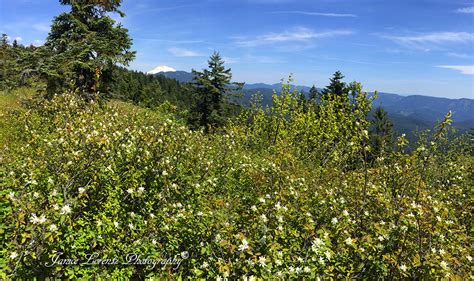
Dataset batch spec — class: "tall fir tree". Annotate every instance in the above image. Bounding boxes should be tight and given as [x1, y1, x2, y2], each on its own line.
[371, 106, 394, 157]
[308, 85, 319, 101]
[190, 51, 242, 131]
[44, 0, 135, 98]
[322, 71, 349, 100]
[0, 34, 9, 89]
[297, 91, 308, 113]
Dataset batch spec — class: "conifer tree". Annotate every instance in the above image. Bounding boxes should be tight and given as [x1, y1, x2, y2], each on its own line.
[308, 85, 319, 101]
[44, 0, 135, 98]
[371, 106, 394, 157]
[0, 34, 9, 89]
[322, 71, 349, 100]
[190, 51, 241, 131]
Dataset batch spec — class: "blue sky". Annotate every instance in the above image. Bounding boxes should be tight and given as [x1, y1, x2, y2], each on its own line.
[1, 0, 473, 98]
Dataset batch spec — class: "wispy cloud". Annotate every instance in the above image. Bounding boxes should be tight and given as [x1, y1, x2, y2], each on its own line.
[456, 6, 474, 14]
[447, 52, 474, 59]
[437, 65, 474, 75]
[32, 23, 50, 32]
[268, 11, 357, 17]
[134, 38, 204, 44]
[235, 27, 353, 47]
[32, 39, 44, 46]
[381, 32, 474, 50]
[6, 36, 22, 42]
[168, 47, 202, 57]
[137, 4, 196, 14]
[223, 55, 283, 64]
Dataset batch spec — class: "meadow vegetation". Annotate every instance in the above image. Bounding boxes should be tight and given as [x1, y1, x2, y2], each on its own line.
[0, 0, 472, 279]
[1, 82, 472, 279]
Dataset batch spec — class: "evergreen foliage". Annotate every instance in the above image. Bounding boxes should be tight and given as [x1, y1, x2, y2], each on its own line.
[371, 106, 395, 158]
[308, 85, 319, 101]
[322, 71, 350, 101]
[44, 0, 135, 98]
[110, 67, 194, 111]
[189, 51, 243, 131]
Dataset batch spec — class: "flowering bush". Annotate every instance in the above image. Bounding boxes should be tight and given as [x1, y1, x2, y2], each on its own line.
[1, 86, 472, 279]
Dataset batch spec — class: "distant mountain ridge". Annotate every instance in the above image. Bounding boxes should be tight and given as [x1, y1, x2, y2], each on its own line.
[151, 69, 473, 134]
[154, 70, 194, 83]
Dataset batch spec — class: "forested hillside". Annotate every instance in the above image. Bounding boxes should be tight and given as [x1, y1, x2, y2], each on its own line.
[0, 0, 472, 279]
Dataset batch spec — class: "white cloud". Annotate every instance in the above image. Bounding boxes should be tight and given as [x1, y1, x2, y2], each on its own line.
[456, 6, 474, 14]
[168, 47, 202, 57]
[223, 55, 282, 64]
[269, 11, 357, 17]
[235, 27, 353, 47]
[447, 52, 474, 59]
[6, 36, 22, 42]
[32, 40, 44, 46]
[135, 38, 203, 44]
[437, 65, 474, 75]
[32, 23, 50, 32]
[382, 32, 474, 50]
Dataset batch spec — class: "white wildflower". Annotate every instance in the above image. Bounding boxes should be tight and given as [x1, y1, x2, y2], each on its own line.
[251, 205, 257, 212]
[332, 217, 338, 225]
[440, 261, 448, 270]
[312, 238, 324, 249]
[400, 264, 407, 271]
[325, 250, 331, 260]
[345, 237, 353, 246]
[239, 239, 249, 251]
[48, 223, 57, 231]
[60, 204, 71, 215]
[258, 256, 267, 267]
[10, 252, 18, 259]
[30, 214, 42, 224]
[275, 201, 281, 209]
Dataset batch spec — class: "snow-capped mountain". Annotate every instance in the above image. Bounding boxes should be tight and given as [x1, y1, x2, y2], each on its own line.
[147, 65, 176, 75]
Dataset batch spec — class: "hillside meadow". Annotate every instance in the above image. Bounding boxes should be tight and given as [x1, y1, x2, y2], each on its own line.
[1, 86, 472, 279]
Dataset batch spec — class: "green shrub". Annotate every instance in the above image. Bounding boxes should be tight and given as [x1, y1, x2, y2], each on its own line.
[1, 86, 472, 279]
